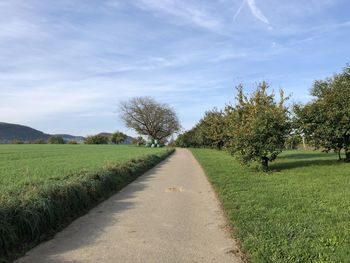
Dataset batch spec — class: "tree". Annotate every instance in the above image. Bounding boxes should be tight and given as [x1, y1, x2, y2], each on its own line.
[225, 82, 291, 170]
[198, 108, 227, 149]
[294, 65, 350, 161]
[111, 131, 127, 144]
[84, 135, 109, 144]
[120, 97, 180, 141]
[48, 136, 65, 144]
[132, 136, 146, 146]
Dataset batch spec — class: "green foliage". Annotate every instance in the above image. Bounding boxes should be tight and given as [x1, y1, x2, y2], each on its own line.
[0, 145, 173, 261]
[225, 82, 291, 170]
[67, 140, 78, 144]
[192, 148, 350, 263]
[111, 131, 127, 144]
[294, 65, 350, 161]
[48, 136, 65, 144]
[174, 108, 227, 149]
[84, 134, 109, 144]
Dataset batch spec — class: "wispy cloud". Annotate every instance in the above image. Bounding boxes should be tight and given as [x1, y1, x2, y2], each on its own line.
[134, 0, 221, 30]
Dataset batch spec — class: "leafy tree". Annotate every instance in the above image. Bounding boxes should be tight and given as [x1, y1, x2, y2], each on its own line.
[68, 140, 78, 144]
[294, 65, 350, 161]
[84, 135, 109, 144]
[111, 131, 127, 144]
[48, 136, 65, 144]
[225, 82, 291, 170]
[198, 108, 227, 149]
[120, 97, 180, 141]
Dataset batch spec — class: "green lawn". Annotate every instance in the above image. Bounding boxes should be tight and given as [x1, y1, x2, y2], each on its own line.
[0, 144, 166, 195]
[191, 149, 350, 263]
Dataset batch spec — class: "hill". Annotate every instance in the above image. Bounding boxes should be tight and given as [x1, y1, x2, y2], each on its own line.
[0, 122, 84, 143]
[0, 122, 49, 143]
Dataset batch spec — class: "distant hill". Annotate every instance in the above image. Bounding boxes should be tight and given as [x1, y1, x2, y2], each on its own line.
[0, 122, 133, 144]
[0, 122, 84, 143]
[0, 122, 50, 143]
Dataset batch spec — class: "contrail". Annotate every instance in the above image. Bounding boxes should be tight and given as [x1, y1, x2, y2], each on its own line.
[246, 0, 269, 24]
[232, 0, 269, 24]
[232, 0, 246, 24]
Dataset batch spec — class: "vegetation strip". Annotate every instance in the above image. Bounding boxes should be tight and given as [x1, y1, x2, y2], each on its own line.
[192, 148, 350, 263]
[0, 148, 174, 262]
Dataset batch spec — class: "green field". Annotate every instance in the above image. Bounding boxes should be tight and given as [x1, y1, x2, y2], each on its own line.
[0, 144, 172, 262]
[191, 149, 350, 263]
[0, 144, 166, 195]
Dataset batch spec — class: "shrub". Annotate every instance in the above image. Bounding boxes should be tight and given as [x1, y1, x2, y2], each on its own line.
[84, 135, 109, 144]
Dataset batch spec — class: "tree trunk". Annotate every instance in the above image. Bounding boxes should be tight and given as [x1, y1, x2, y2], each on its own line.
[338, 150, 342, 161]
[261, 157, 269, 171]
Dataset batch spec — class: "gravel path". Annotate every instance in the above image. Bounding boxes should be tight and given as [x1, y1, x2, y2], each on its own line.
[17, 148, 243, 263]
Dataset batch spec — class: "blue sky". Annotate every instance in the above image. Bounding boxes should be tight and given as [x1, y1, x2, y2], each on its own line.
[0, 0, 349, 136]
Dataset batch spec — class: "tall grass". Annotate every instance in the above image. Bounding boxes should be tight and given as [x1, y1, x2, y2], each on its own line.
[0, 147, 174, 262]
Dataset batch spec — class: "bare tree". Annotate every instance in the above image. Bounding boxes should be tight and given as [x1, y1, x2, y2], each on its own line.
[120, 97, 180, 141]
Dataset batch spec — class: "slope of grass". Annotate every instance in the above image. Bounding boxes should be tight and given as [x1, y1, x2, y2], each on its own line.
[0, 145, 173, 262]
[191, 149, 350, 263]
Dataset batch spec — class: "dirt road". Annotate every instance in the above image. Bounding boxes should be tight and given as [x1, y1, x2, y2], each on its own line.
[17, 148, 243, 263]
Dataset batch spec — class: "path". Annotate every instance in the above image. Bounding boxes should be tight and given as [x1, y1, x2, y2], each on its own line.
[17, 149, 243, 263]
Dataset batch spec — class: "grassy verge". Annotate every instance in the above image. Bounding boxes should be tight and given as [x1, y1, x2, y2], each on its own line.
[191, 149, 350, 263]
[0, 147, 174, 262]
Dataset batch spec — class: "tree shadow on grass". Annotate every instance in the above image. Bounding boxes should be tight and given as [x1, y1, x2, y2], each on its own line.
[278, 151, 337, 160]
[270, 158, 343, 172]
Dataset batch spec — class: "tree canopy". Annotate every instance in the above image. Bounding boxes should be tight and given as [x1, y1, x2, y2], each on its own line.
[294, 65, 350, 161]
[120, 97, 180, 141]
[225, 82, 291, 170]
[111, 131, 127, 144]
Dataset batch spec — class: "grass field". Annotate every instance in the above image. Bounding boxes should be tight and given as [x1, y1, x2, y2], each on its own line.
[0, 144, 172, 262]
[0, 144, 167, 195]
[191, 149, 350, 263]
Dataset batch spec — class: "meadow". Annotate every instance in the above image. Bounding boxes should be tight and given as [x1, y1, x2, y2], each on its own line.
[0, 144, 173, 262]
[191, 149, 350, 263]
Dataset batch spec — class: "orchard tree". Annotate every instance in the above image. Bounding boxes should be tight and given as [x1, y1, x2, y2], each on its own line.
[111, 131, 127, 144]
[198, 108, 227, 149]
[225, 82, 291, 170]
[120, 97, 180, 141]
[294, 65, 350, 161]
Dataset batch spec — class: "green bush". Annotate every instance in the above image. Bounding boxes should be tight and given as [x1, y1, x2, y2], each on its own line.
[0, 149, 174, 262]
[84, 135, 109, 144]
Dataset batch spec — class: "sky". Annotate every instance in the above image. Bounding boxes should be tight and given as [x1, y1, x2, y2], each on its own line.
[0, 0, 349, 136]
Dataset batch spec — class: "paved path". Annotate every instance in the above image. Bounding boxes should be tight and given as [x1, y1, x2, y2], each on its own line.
[17, 149, 243, 263]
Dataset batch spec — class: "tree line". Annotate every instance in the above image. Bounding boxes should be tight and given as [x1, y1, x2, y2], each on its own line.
[174, 65, 350, 170]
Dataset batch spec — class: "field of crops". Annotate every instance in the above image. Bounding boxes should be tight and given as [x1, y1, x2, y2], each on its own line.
[0, 144, 173, 262]
[192, 149, 350, 262]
